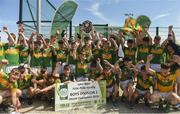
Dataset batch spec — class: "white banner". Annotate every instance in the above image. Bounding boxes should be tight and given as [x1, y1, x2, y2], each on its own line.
[55, 81, 106, 111]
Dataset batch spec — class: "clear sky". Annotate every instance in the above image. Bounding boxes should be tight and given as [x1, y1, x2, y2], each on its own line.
[0, 0, 180, 42]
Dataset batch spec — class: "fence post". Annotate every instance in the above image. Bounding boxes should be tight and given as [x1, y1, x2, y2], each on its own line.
[156, 27, 159, 36]
[69, 21, 72, 40]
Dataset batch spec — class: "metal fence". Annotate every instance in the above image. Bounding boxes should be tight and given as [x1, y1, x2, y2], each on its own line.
[23, 23, 180, 44]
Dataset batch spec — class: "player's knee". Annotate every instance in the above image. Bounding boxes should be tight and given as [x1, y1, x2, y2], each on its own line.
[16, 89, 22, 97]
[150, 93, 160, 103]
[0, 95, 3, 104]
[133, 91, 139, 99]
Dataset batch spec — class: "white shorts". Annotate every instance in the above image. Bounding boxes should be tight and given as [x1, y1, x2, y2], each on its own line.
[137, 64, 145, 71]
[136, 88, 148, 95]
[107, 86, 114, 93]
[31, 67, 41, 73]
[120, 80, 133, 90]
[47, 67, 52, 73]
[5, 65, 18, 73]
[150, 64, 161, 72]
[0, 90, 10, 98]
[159, 91, 171, 98]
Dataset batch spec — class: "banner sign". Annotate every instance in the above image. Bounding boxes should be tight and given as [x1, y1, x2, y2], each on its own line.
[55, 80, 106, 111]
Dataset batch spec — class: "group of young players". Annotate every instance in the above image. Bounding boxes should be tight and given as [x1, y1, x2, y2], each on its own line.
[0, 23, 180, 113]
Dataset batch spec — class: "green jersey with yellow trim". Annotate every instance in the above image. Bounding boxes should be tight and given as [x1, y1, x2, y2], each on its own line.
[76, 60, 89, 77]
[42, 48, 52, 67]
[4, 44, 19, 65]
[0, 42, 4, 61]
[150, 44, 165, 64]
[0, 72, 18, 90]
[19, 45, 29, 64]
[136, 73, 154, 91]
[30, 49, 43, 67]
[56, 49, 68, 63]
[124, 47, 137, 64]
[120, 66, 134, 81]
[137, 45, 150, 62]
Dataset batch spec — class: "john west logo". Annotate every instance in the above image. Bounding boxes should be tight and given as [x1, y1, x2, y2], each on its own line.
[58, 85, 68, 100]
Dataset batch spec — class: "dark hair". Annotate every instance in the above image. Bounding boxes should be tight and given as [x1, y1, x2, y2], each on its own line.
[90, 61, 97, 68]
[127, 39, 134, 44]
[141, 65, 146, 71]
[64, 64, 71, 70]
[154, 35, 161, 40]
[143, 37, 150, 42]
[84, 36, 91, 41]
[58, 40, 64, 44]
[123, 57, 132, 62]
[161, 63, 170, 69]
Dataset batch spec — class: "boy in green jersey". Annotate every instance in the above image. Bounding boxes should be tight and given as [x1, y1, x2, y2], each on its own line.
[68, 41, 78, 74]
[101, 38, 118, 64]
[137, 37, 151, 63]
[2, 27, 19, 73]
[55, 40, 69, 73]
[0, 66, 22, 113]
[76, 51, 89, 81]
[88, 58, 103, 81]
[150, 36, 165, 72]
[123, 39, 137, 64]
[132, 65, 154, 106]
[96, 60, 119, 107]
[41, 38, 54, 73]
[119, 57, 137, 109]
[17, 32, 29, 64]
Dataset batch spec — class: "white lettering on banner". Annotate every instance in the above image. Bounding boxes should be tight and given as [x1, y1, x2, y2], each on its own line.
[55, 81, 106, 111]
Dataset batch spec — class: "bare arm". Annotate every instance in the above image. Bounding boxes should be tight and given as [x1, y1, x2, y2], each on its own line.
[146, 54, 156, 75]
[53, 62, 62, 77]
[3, 27, 15, 45]
[96, 58, 103, 73]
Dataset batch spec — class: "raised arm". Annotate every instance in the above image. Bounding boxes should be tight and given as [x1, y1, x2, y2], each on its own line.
[146, 54, 156, 75]
[110, 38, 118, 51]
[96, 58, 103, 73]
[18, 32, 28, 47]
[3, 27, 16, 45]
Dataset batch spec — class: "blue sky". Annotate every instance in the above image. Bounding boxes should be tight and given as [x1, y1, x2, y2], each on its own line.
[0, 0, 180, 42]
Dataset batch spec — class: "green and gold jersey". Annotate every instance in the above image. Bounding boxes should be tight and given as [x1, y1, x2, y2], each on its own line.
[102, 71, 115, 88]
[19, 45, 29, 64]
[88, 70, 101, 80]
[150, 45, 165, 64]
[76, 60, 89, 77]
[156, 72, 176, 92]
[120, 66, 134, 81]
[18, 74, 32, 89]
[56, 49, 68, 63]
[4, 44, 19, 65]
[30, 49, 43, 67]
[0, 42, 4, 61]
[124, 47, 137, 64]
[42, 48, 52, 67]
[101, 49, 115, 64]
[137, 45, 150, 62]
[0, 72, 18, 91]
[92, 48, 101, 59]
[136, 73, 154, 91]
